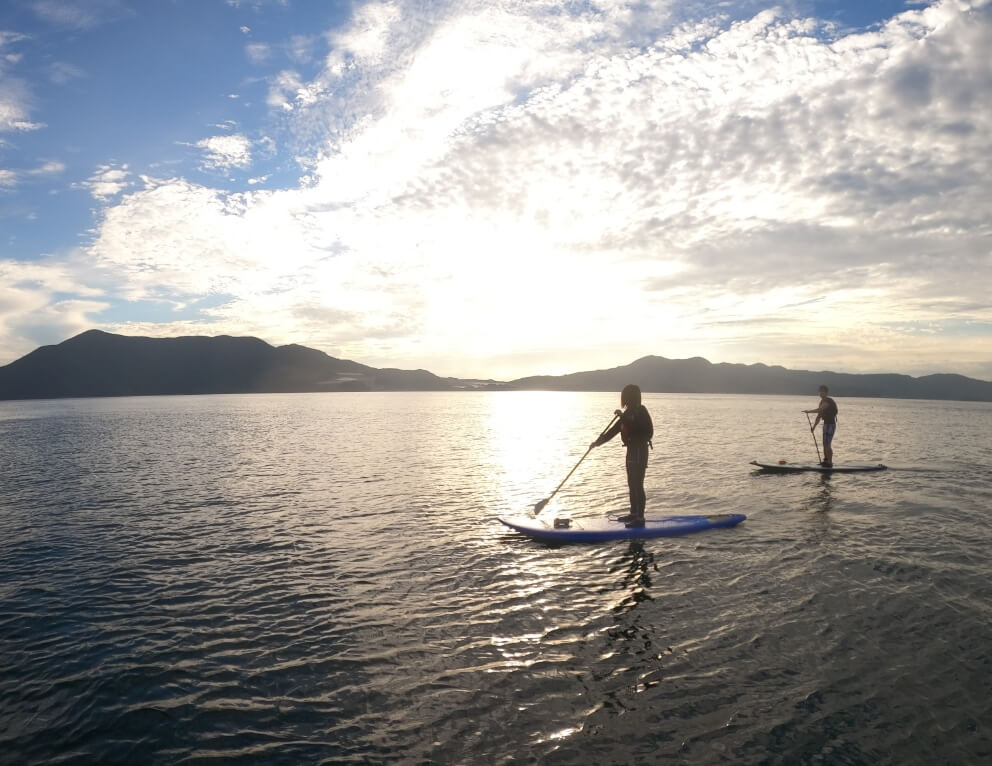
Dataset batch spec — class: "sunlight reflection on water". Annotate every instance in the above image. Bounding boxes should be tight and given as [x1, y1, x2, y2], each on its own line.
[0, 392, 990, 763]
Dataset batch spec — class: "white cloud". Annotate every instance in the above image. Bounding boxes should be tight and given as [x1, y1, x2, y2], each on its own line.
[327, 1, 402, 64]
[0, 78, 45, 133]
[0, 160, 66, 189]
[23, 0, 991, 380]
[0, 30, 57, 137]
[0, 256, 110, 363]
[28, 160, 66, 176]
[194, 134, 253, 170]
[87, 176, 323, 299]
[266, 69, 317, 112]
[77, 164, 132, 200]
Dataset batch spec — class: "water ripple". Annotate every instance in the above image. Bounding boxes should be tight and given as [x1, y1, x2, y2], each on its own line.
[1, 393, 991, 763]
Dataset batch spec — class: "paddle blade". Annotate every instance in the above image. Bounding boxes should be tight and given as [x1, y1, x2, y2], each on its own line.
[533, 498, 549, 513]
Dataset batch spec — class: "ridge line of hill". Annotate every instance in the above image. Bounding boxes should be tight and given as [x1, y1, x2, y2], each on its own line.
[1, 330, 989, 402]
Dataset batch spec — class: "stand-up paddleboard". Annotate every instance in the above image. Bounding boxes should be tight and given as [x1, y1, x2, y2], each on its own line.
[751, 460, 887, 473]
[499, 513, 746, 543]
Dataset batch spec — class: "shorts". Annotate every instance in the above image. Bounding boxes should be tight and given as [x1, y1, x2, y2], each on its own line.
[822, 423, 836, 446]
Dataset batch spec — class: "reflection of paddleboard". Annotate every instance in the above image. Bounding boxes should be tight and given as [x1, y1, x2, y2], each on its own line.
[498, 513, 746, 543]
[751, 460, 887, 473]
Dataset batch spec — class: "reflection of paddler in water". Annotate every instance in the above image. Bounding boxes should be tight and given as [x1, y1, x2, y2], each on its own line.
[612, 541, 655, 615]
[608, 541, 656, 651]
[591, 384, 654, 527]
[804, 473, 835, 513]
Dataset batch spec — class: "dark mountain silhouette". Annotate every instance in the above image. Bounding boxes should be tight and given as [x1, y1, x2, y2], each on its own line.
[505, 355, 992, 401]
[0, 331, 989, 401]
[0, 330, 489, 399]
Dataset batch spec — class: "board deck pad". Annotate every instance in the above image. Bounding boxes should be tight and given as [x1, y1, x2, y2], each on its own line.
[499, 513, 746, 543]
[751, 460, 887, 473]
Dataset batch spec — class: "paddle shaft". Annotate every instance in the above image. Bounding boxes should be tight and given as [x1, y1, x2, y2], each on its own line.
[535, 413, 620, 513]
[805, 411, 822, 463]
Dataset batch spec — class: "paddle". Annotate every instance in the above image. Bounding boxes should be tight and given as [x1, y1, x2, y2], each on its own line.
[804, 411, 822, 463]
[533, 413, 620, 514]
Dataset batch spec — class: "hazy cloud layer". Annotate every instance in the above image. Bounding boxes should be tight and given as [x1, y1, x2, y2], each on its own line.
[1, 0, 990, 381]
[29, 0, 133, 29]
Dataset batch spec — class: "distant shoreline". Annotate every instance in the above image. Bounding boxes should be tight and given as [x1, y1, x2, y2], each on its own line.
[2, 330, 990, 402]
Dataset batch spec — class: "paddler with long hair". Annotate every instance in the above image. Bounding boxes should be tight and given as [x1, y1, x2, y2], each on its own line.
[590, 384, 653, 527]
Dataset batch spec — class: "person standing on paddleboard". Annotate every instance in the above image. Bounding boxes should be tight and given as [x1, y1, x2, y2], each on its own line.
[590, 384, 653, 527]
[804, 385, 838, 467]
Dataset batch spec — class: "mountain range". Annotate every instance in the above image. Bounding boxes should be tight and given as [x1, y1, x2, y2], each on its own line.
[0, 329, 990, 402]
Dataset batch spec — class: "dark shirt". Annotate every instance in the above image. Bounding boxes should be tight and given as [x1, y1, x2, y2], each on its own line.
[820, 397, 838, 425]
[597, 404, 653, 446]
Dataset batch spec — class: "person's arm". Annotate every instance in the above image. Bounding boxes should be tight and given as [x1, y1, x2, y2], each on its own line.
[811, 400, 825, 427]
[591, 415, 622, 447]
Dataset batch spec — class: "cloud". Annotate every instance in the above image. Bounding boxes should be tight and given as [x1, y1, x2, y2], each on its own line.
[0, 160, 66, 189]
[0, 31, 29, 48]
[266, 69, 311, 112]
[286, 34, 318, 64]
[30, 1, 93, 27]
[193, 134, 254, 170]
[29, 0, 133, 29]
[77, 164, 132, 200]
[0, 256, 110, 362]
[28, 160, 66, 176]
[0, 33, 44, 136]
[226, 0, 289, 8]
[26, 0, 991, 380]
[87, 176, 320, 298]
[0, 77, 45, 133]
[245, 42, 271, 63]
[46, 60, 86, 84]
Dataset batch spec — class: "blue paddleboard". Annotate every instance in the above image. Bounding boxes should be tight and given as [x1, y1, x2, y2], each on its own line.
[751, 460, 887, 473]
[499, 513, 746, 543]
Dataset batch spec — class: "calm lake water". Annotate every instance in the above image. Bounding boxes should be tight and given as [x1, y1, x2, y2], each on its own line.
[1, 391, 990, 764]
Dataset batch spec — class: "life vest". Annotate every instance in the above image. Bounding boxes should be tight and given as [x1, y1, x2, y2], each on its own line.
[620, 405, 654, 446]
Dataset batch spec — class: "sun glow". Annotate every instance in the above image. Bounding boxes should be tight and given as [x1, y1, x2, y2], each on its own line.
[480, 391, 593, 514]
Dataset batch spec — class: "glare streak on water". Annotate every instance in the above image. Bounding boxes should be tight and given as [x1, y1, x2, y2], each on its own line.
[0, 392, 990, 764]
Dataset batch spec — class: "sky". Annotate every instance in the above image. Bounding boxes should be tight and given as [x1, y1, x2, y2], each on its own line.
[0, 0, 990, 382]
